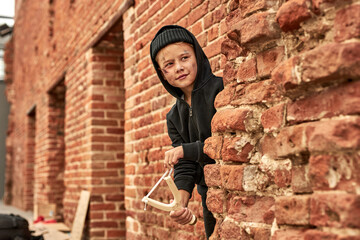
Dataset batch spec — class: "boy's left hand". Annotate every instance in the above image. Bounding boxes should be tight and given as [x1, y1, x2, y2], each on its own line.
[164, 146, 184, 169]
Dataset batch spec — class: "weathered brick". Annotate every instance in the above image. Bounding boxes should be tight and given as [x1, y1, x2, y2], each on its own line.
[222, 137, 253, 162]
[206, 188, 225, 214]
[220, 165, 245, 190]
[204, 164, 222, 187]
[204, 136, 223, 160]
[309, 153, 360, 192]
[292, 165, 313, 193]
[310, 193, 360, 228]
[261, 103, 285, 131]
[239, 0, 275, 18]
[236, 58, 257, 83]
[228, 0, 239, 11]
[334, 4, 360, 42]
[233, 12, 281, 46]
[214, 83, 235, 108]
[221, 38, 245, 61]
[287, 81, 360, 124]
[307, 116, 360, 152]
[227, 194, 275, 224]
[256, 46, 285, 78]
[301, 42, 360, 85]
[304, 230, 338, 240]
[223, 62, 238, 85]
[233, 79, 282, 106]
[271, 56, 301, 91]
[241, 226, 271, 240]
[261, 116, 360, 158]
[260, 126, 305, 158]
[243, 165, 271, 192]
[275, 196, 310, 225]
[219, 219, 242, 240]
[272, 229, 307, 240]
[226, 8, 243, 29]
[311, 0, 350, 14]
[211, 108, 250, 132]
[213, 4, 227, 24]
[276, 0, 312, 32]
[259, 156, 292, 188]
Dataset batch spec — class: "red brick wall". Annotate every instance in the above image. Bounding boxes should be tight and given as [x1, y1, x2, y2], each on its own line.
[4, 0, 360, 239]
[5, 0, 129, 239]
[204, 0, 360, 239]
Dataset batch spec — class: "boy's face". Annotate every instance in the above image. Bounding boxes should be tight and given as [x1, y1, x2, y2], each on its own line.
[156, 42, 197, 95]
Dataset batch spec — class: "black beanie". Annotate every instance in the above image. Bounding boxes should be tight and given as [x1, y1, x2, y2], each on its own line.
[150, 26, 194, 62]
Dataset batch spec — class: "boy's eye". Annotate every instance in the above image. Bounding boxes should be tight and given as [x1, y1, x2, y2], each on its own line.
[164, 62, 173, 68]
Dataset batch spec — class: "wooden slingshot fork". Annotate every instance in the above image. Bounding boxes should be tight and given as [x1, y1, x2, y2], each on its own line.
[142, 168, 197, 225]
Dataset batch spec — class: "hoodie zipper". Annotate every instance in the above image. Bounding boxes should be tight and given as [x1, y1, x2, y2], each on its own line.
[187, 102, 199, 139]
[189, 106, 199, 139]
[181, 95, 199, 139]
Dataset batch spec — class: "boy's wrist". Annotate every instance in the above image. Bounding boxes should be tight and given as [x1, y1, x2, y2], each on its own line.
[178, 189, 190, 207]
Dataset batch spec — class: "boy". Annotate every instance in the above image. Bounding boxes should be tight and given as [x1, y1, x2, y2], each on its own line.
[150, 25, 224, 239]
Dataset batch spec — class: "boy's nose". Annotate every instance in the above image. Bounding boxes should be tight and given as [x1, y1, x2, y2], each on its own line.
[176, 62, 184, 72]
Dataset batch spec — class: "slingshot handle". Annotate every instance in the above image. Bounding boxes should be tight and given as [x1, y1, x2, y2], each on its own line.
[187, 213, 197, 225]
[142, 171, 197, 225]
[165, 175, 197, 225]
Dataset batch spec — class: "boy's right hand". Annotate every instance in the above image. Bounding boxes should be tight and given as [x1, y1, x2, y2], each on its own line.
[170, 207, 194, 225]
[164, 146, 184, 169]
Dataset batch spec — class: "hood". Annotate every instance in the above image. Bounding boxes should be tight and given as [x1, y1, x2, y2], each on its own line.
[150, 25, 213, 99]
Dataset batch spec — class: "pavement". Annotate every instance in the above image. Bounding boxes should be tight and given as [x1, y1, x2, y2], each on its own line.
[0, 200, 71, 239]
[0, 200, 34, 222]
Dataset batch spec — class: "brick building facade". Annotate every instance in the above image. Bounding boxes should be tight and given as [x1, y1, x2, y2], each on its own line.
[4, 0, 360, 239]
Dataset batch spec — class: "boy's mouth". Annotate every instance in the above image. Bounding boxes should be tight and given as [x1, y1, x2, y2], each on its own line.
[176, 74, 188, 80]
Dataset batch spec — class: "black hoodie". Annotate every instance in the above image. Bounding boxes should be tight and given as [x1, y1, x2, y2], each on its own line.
[150, 25, 224, 194]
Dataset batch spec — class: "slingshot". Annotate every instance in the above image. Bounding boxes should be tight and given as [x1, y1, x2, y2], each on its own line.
[142, 168, 197, 225]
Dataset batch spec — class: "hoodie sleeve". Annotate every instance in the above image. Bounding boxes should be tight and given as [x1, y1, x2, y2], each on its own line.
[181, 141, 202, 161]
[167, 117, 197, 195]
[182, 141, 215, 167]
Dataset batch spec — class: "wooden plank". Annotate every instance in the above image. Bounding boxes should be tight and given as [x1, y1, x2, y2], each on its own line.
[45, 223, 70, 232]
[32, 223, 70, 240]
[44, 227, 70, 240]
[70, 190, 91, 240]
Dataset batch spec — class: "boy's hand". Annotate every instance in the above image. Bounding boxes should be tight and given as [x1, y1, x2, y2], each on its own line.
[170, 207, 194, 225]
[164, 146, 184, 169]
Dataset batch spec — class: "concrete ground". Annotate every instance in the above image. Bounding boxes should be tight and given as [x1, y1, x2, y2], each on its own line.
[0, 200, 71, 239]
[0, 200, 33, 222]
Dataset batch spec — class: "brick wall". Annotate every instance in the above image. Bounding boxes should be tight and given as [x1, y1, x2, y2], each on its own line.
[4, 0, 360, 239]
[204, 0, 360, 239]
[5, 0, 129, 239]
